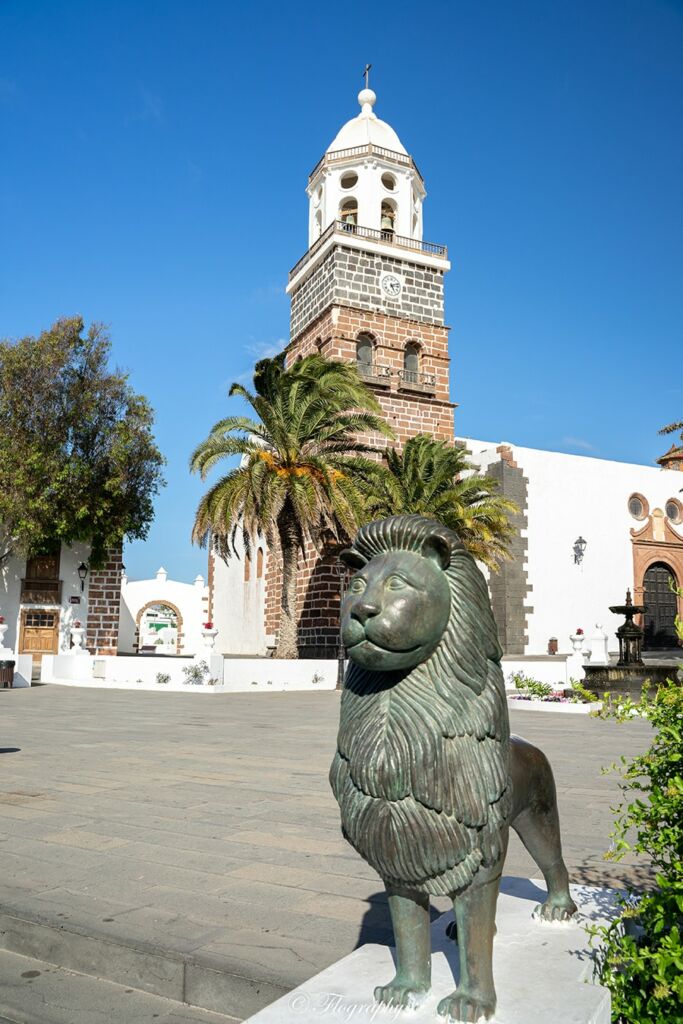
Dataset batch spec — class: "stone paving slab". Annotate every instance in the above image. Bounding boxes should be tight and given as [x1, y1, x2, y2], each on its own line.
[0, 686, 652, 1019]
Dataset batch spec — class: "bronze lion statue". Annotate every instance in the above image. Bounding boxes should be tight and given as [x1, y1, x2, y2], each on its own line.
[330, 515, 577, 1022]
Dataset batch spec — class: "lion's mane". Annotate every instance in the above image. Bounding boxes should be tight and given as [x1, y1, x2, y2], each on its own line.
[330, 515, 512, 897]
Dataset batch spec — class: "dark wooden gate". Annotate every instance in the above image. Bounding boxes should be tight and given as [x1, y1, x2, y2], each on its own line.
[643, 563, 678, 649]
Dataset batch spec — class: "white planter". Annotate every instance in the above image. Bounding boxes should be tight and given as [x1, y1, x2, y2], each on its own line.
[201, 628, 219, 650]
[70, 627, 88, 654]
[569, 633, 586, 653]
[0, 623, 8, 648]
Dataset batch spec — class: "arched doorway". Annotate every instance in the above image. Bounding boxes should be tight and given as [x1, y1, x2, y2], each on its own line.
[643, 563, 678, 649]
[135, 601, 182, 655]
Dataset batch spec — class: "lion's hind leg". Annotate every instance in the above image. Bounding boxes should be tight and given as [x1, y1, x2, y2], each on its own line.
[510, 737, 577, 922]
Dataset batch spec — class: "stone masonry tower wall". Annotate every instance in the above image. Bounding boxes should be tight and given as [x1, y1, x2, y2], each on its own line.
[264, 87, 454, 655]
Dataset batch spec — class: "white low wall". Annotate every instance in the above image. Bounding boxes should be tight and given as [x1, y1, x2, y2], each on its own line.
[13, 654, 33, 688]
[40, 654, 341, 693]
[221, 658, 339, 692]
[502, 654, 587, 689]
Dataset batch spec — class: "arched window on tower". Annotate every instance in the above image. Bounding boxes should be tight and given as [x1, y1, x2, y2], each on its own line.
[340, 199, 357, 231]
[403, 342, 420, 384]
[381, 200, 396, 239]
[256, 548, 264, 580]
[356, 333, 374, 378]
[314, 209, 323, 238]
[244, 551, 251, 582]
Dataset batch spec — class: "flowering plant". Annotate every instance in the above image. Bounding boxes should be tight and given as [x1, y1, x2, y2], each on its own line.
[203, 621, 214, 630]
[73, 620, 82, 628]
[575, 627, 584, 635]
[0, 616, 4, 624]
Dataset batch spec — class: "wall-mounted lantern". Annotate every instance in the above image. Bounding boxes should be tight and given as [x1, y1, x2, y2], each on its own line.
[573, 537, 587, 565]
[77, 562, 89, 592]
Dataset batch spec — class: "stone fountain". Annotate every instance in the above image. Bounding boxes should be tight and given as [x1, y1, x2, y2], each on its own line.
[584, 589, 681, 697]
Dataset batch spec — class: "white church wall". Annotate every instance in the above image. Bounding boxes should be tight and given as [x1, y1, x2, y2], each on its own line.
[119, 568, 208, 656]
[461, 439, 683, 657]
[211, 535, 267, 656]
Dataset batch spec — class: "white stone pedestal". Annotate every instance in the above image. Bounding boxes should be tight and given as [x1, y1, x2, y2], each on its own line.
[245, 879, 614, 1024]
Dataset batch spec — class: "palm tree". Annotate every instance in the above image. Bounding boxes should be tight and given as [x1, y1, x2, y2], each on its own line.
[190, 354, 393, 658]
[361, 434, 518, 570]
[659, 419, 683, 452]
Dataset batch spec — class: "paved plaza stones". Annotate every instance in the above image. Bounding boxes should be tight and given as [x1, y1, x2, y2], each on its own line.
[0, 686, 652, 1021]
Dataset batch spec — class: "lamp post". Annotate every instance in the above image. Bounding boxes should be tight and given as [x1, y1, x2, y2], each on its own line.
[77, 562, 89, 592]
[573, 537, 587, 565]
[333, 562, 349, 690]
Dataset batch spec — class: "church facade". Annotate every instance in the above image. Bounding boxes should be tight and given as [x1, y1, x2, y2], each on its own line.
[209, 87, 682, 660]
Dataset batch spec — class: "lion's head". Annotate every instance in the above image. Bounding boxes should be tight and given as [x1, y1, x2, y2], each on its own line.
[340, 514, 502, 682]
[340, 532, 451, 672]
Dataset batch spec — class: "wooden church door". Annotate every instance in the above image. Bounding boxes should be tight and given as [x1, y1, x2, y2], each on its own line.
[643, 563, 678, 649]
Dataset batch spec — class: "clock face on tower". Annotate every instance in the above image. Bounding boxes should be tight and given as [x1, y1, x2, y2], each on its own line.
[380, 272, 403, 299]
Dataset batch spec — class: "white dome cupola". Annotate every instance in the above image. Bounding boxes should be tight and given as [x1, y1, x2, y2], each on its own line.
[307, 87, 426, 248]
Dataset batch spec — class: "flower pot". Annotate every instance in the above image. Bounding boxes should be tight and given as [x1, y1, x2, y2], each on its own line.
[201, 628, 218, 651]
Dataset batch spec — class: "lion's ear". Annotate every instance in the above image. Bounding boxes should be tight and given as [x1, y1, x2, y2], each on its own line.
[421, 533, 451, 570]
[339, 548, 367, 571]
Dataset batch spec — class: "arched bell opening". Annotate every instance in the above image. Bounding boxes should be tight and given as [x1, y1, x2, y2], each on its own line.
[380, 200, 396, 240]
[340, 198, 358, 231]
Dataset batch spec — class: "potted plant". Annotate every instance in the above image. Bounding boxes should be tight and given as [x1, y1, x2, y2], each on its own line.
[201, 620, 218, 650]
[569, 626, 585, 652]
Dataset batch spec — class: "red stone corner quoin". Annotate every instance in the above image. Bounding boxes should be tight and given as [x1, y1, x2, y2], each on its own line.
[85, 545, 124, 655]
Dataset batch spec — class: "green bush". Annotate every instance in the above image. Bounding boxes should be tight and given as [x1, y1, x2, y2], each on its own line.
[510, 671, 553, 699]
[588, 608, 683, 1022]
[569, 678, 598, 704]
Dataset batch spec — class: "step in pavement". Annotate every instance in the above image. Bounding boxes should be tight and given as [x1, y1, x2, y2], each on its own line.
[0, 946, 237, 1024]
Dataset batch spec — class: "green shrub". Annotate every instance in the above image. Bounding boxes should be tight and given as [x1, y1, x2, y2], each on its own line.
[510, 671, 553, 700]
[568, 678, 598, 704]
[588, 607, 683, 1022]
[182, 660, 209, 686]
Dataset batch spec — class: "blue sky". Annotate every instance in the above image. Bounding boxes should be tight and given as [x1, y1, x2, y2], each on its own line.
[2, 0, 682, 581]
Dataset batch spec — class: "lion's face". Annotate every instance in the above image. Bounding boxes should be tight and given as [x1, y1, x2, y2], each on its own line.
[341, 549, 451, 672]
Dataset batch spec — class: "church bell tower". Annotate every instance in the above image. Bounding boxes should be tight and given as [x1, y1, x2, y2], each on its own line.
[266, 83, 455, 656]
[285, 84, 454, 444]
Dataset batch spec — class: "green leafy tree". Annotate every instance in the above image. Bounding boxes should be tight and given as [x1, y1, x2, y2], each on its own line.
[190, 354, 392, 658]
[0, 317, 165, 566]
[360, 434, 518, 569]
[589, 607, 683, 1023]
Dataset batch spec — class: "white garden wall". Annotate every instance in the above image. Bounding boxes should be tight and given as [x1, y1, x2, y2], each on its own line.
[40, 653, 340, 693]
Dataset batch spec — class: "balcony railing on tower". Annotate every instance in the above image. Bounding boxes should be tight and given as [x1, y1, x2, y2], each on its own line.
[289, 221, 448, 283]
[308, 144, 423, 185]
[397, 368, 437, 394]
[356, 361, 392, 387]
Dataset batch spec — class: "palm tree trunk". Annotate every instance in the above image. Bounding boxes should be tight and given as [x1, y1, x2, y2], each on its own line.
[275, 506, 300, 659]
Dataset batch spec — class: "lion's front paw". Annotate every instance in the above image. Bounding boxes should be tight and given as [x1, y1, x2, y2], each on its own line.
[374, 976, 429, 1009]
[534, 892, 578, 922]
[437, 989, 495, 1022]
